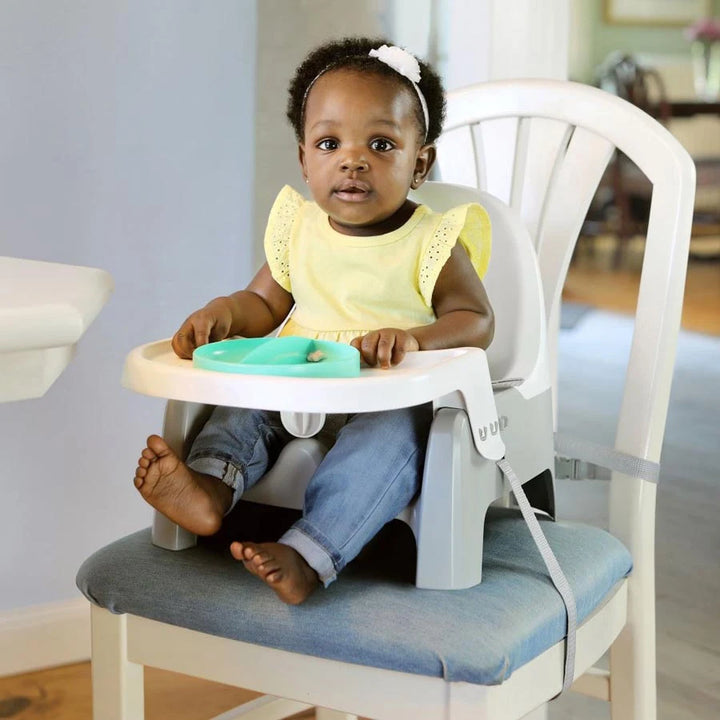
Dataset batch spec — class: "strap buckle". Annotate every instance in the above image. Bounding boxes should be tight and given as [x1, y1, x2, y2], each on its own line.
[555, 455, 610, 481]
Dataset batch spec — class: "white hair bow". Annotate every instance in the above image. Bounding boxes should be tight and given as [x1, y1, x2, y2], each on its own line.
[369, 45, 421, 83]
[369, 44, 429, 139]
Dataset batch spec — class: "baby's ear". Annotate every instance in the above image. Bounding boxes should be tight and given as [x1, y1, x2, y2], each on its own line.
[412, 144, 437, 187]
[298, 144, 308, 181]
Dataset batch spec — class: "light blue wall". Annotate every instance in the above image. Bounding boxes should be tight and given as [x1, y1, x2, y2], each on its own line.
[0, 0, 257, 611]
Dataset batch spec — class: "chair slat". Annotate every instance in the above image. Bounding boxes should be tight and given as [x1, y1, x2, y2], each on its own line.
[473, 117, 519, 204]
[534, 127, 615, 327]
[511, 118, 575, 248]
[436, 126, 480, 188]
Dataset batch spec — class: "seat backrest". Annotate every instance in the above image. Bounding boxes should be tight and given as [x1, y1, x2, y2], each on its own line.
[410, 182, 546, 393]
[436, 79, 695, 545]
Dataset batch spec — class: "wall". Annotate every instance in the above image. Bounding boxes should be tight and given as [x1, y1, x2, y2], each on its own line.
[0, 0, 257, 671]
[251, 0, 388, 263]
[438, 0, 569, 90]
[0, 0, 571, 675]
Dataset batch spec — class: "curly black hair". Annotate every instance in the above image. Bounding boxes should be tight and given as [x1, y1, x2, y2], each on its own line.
[286, 37, 446, 144]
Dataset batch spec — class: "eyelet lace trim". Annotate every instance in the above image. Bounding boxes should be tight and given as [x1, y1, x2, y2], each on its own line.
[418, 203, 492, 306]
[264, 185, 306, 292]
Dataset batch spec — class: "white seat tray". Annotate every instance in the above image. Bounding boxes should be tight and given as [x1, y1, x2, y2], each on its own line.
[123, 340, 505, 460]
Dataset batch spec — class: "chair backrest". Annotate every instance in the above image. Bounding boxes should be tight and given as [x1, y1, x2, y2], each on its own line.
[436, 79, 695, 545]
[411, 182, 546, 392]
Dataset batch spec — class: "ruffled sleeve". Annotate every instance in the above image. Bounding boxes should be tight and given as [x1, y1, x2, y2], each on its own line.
[263, 185, 306, 292]
[418, 203, 492, 306]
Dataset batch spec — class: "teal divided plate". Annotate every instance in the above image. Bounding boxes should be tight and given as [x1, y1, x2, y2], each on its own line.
[192, 337, 360, 378]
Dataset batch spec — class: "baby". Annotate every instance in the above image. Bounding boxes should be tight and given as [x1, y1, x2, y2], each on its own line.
[134, 37, 494, 604]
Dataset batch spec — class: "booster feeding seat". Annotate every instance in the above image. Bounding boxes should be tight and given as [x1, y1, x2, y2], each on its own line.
[121, 181, 556, 592]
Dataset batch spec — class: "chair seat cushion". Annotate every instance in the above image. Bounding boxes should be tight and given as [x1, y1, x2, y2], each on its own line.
[77, 505, 631, 686]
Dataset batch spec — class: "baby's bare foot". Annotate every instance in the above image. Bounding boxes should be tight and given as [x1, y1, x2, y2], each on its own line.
[230, 541, 319, 605]
[134, 435, 232, 536]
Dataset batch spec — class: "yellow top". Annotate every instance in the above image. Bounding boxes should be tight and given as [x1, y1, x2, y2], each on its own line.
[264, 185, 492, 344]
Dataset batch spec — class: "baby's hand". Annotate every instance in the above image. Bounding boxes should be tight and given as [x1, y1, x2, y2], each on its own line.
[350, 329, 420, 369]
[171, 298, 234, 359]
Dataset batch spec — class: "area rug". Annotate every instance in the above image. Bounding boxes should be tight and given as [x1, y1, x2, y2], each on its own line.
[559, 301, 593, 330]
[551, 309, 720, 720]
[556, 309, 720, 474]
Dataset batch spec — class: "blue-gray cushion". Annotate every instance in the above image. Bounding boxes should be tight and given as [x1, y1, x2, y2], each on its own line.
[76, 505, 631, 685]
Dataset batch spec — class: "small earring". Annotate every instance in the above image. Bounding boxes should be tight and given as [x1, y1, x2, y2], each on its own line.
[305, 176, 309, 184]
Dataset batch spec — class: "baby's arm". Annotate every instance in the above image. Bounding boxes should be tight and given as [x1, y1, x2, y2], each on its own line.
[351, 244, 494, 368]
[413, 242, 494, 350]
[172, 264, 294, 358]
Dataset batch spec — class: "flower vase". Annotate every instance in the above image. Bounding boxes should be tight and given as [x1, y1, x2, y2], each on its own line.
[691, 40, 720, 100]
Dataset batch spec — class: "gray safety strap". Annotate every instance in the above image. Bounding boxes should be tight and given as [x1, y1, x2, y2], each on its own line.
[554, 433, 660, 484]
[491, 378, 523, 391]
[497, 458, 577, 694]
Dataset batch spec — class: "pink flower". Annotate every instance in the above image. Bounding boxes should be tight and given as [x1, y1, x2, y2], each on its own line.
[685, 17, 720, 42]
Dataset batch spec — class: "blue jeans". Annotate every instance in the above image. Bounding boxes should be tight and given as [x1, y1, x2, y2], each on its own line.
[186, 405, 433, 585]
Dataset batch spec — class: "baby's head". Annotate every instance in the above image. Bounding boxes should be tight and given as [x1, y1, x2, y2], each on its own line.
[287, 37, 446, 235]
[287, 37, 446, 145]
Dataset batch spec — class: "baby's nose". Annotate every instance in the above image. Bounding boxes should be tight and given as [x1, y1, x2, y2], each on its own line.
[340, 153, 369, 172]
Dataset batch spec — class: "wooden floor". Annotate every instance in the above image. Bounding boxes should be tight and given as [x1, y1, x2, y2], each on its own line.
[564, 235, 720, 336]
[1, 240, 718, 720]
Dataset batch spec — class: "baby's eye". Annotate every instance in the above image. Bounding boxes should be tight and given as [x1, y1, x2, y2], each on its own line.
[370, 138, 394, 152]
[316, 138, 338, 151]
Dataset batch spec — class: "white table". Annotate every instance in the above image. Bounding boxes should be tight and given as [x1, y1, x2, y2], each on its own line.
[0, 256, 113, 402]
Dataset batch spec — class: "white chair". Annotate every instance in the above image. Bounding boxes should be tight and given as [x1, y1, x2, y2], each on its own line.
[77, 80, 694, 720]
[435, 79, 695, 717]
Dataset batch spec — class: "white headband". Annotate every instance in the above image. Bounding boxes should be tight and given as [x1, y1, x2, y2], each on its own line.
[368, 45, 429, 140]
[300, 44, 430, 141]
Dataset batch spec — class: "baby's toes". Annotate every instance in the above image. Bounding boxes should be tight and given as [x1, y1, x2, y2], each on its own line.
[141, 447, 157, 462]
[239, 544, 259, 562]
[146, 434, 169, 455]
[230, 542, 247, 561]
[251, 551, 273, 568]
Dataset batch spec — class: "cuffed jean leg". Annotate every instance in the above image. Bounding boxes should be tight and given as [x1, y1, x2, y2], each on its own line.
[186, 406, 294, 511]
[279, 404, 433, 585]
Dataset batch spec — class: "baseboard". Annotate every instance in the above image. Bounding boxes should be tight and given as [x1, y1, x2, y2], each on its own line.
[0, 597, 91, 676]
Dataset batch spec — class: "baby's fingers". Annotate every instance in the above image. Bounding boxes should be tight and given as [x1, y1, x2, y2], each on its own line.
[192, 322, 212, 349]
[375, 332, 396, 369]
[172, 325, 197, 359]
[357, 332, 397, 369]
[351, 334, 379, 367]
[189, 316, 230, 350]
[172, 316, 218, 359]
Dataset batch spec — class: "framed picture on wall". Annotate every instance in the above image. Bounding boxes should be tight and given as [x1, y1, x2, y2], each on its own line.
[605, 0, 711, 25]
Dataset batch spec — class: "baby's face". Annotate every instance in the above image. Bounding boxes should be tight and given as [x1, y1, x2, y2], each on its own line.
[300, 69, 432, 236]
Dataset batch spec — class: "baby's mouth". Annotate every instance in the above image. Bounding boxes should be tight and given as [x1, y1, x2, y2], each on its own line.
[334, 181, 371, 201]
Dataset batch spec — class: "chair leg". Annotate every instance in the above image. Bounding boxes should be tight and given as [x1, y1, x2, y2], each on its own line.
[206, 700, 356, 720]
[90, 605, 144, 720]
[415, 408, 503, 589]
[609, 622, 657, 720]
[208, 696, 313, 719]
[315, 710, 359, 720]
[520, 704, 548, 720]
[609, 487, 657, 720]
